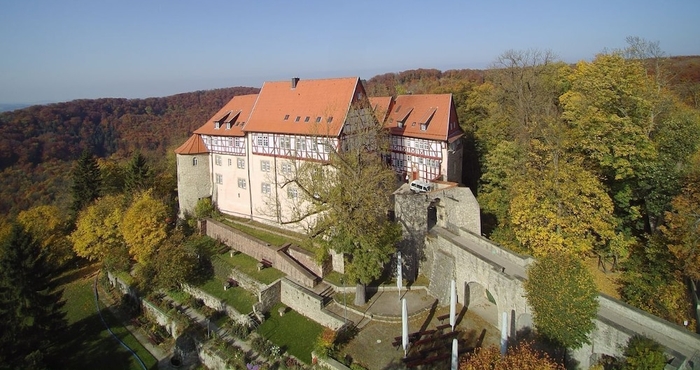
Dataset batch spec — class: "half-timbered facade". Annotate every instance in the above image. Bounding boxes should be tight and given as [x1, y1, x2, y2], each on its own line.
[176, 77, 463, 229]
[371, 94, 463, 182]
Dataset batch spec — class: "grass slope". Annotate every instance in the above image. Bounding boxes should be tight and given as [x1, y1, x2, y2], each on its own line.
[55, 264, 158, 370]
[257, 303, 324, 364]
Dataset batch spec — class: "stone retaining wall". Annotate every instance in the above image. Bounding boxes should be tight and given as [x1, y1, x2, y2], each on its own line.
[182, 284, 251, 326]
[280, 278, 346, 330]
[204, 219, 322, 288]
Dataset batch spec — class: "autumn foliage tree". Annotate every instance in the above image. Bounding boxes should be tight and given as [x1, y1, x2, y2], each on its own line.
[523, 252, 599, 352]
[120, 190, 169, 264]
[70, 194, 128, 264]
[17, 205, 74, 268]
[460, 342, 564, 370]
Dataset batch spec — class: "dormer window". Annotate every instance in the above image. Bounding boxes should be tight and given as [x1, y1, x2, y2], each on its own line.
[284, 114, 290, 120]
[304, 116, 310, 122]
[295, 116, 301, 122]
[327, 116, 333, 123]
[315, 116, 322, 123]
[226, 122, 231, 129]
[398, 121, 404, 128]
[420, 124, 427, 131]
[215, 122, 221, 129]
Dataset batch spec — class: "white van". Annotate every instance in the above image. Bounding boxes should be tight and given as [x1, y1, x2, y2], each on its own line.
[410, 179, 432, 193]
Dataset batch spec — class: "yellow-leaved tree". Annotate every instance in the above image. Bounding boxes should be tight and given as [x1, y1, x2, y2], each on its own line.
[120, 191, 168, 264]
[509, 157, 620, 257]
[17, 205, 74, 268]
[70, 194, 127, 263]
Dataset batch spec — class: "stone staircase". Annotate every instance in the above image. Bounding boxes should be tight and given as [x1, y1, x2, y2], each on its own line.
[313, 282, 335, 306]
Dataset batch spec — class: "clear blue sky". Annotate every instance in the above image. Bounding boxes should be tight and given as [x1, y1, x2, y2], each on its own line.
[1, 0, 698, 104]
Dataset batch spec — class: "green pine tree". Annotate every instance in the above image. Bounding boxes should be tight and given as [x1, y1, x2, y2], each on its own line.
[69, 149, 102, 218]
[124, 150, 152, 193]
[0, 224, 66, 369]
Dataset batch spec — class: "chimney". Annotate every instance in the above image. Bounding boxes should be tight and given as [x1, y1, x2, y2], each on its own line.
[291, 77, 299, 89]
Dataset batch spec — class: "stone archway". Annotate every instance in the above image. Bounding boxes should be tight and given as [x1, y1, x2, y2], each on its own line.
[464, 281, 498, 328]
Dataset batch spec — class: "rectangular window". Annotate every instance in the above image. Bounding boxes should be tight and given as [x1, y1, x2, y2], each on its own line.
[256, 135, 269, 147]
[284, 114, 290, 120]
[281, 162, 292, 174]
[236, 137, 245, 147]
[237, 178, 247, 189]
[295, 116, 301, 122]
[261, 182, 271, 194]
[297, 137, 307, 152]
[304, 116, 310, 122]
[192, 157, 198, 166]
[315, 116, 322, 123]
[227, 158, 232, 166]
[280, 136, 291, 149]
[287, 187, 297, 198]
[237, 158, 245, 169]
[215, 155, 222, 166]
[261, 160, 271, 172]
[215, 173, 223, 184]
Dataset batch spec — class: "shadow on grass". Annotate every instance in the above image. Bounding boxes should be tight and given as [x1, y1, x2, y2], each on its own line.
[54, 309, 149, 370]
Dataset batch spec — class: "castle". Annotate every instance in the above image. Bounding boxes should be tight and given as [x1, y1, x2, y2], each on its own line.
[175, 77, 464, 228]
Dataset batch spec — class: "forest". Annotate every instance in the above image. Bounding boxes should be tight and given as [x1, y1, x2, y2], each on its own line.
[0, 37, 699, 368]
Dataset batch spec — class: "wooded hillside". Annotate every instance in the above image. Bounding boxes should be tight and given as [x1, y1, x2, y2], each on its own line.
[0, 86, 258, 215]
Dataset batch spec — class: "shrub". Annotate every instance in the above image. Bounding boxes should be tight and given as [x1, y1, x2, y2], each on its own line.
[313, 328, 337, 359]
[622, 335, 667, 370]
[228, 321, 251, 340]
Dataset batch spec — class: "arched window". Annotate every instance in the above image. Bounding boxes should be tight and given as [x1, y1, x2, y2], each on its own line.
[192, 157, 198, 166]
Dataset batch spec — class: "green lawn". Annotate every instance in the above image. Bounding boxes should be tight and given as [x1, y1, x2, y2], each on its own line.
[56, 268, 158, 370]
[198, 277, 257, 314]
[257, 303, 324, 364]
[214, 252, 286, 285]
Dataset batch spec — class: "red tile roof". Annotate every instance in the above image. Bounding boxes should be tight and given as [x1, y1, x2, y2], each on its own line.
[384, 94, 462, 141]
[194, 94, 258, 137]
[243, 77, 360, 137]
[369, 96, 393, 123]
[174, 134, 208, 154]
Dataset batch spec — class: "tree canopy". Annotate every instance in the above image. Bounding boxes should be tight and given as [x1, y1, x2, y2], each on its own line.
[523, 251, 599, 350]
[120, 190, 169, 264]
[0, 224, 66, 369]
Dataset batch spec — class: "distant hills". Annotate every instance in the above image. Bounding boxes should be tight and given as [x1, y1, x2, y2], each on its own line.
[0, 103, 32, 112]
[0, 55, 698, 216]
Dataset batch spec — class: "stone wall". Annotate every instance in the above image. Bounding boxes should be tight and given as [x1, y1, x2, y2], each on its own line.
[276, 249, 318, 288]
[204, 219, 322, 288]
[280, 278, 346, 330]
[394, 185, 481, 281]
[198, 345, 229, 370]
[227, 265, 266, 295]
[182, 284, 251, 326]
[286, 244, 331, 277]
[142, 299, 182, 337]
[256, 280, 282, 314]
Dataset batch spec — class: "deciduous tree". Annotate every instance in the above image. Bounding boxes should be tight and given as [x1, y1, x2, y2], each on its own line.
[70, 194, 127, 263]
[17, 205, 74, 268]
[523, 252, 599, 351]
[460, 341, 564, 370]
[268, 102, 401, 305]
[121, 190, 168, 264]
